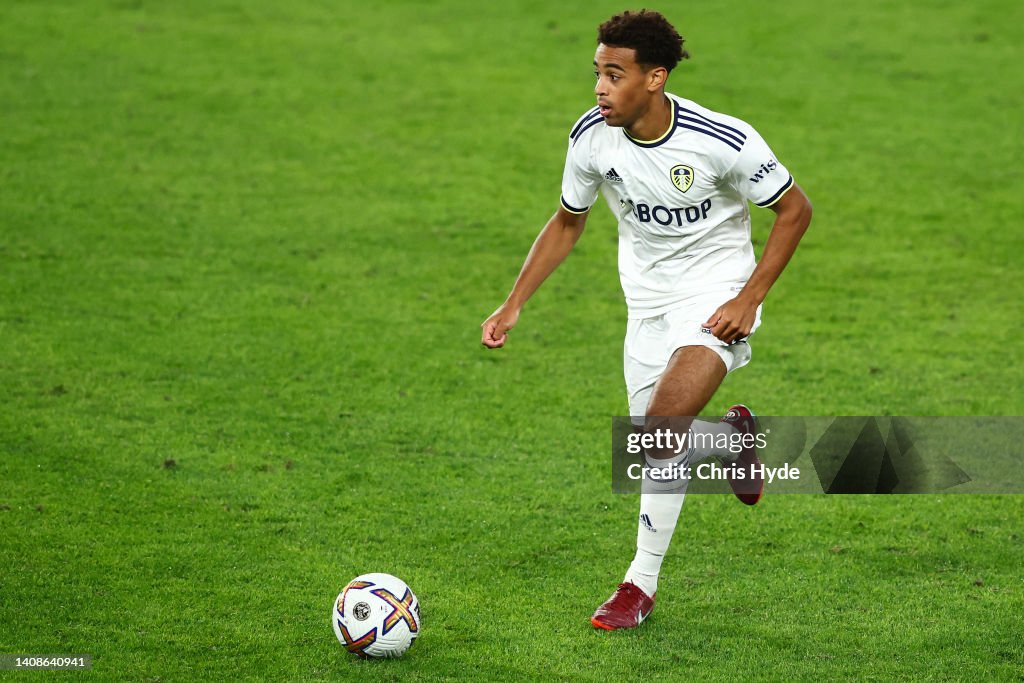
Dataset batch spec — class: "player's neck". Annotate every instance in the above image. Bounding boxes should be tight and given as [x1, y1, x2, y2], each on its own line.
[625, 95, 673, 143]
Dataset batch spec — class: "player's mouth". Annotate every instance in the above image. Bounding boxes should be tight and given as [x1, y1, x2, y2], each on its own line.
[599, 102, 612, 117]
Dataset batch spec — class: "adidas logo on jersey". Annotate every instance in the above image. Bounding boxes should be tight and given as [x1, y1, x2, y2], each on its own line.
[604, 168, 624, 183]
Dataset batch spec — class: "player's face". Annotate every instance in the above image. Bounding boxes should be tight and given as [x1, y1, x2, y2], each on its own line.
[593, 44, 659, 128]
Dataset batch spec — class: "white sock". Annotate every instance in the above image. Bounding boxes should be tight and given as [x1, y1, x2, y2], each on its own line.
[642, 447, 689, 491]
[623, 487, 686, 598]
[622, 420, 737, 597]
[621, 421, 739, 596]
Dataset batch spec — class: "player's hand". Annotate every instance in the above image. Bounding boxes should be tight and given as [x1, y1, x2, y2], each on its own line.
[704, 295, 759, 345]
[481, 304, 521, 348]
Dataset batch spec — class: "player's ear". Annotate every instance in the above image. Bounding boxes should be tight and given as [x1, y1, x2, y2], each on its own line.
[647, 66, 668, 92]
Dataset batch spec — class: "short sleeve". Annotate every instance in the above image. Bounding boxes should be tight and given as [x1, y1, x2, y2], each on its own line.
[726, 126, 794, 208]
[559, 131, 602, 214]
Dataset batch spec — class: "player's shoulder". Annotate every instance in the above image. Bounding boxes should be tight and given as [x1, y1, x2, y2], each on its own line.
[670, 94, 756, 155]
[567, 105, 606, 146]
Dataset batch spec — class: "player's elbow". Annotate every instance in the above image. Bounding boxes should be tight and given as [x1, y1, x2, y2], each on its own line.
[800, 194, 813, 228]
[801, 186, 813, 217]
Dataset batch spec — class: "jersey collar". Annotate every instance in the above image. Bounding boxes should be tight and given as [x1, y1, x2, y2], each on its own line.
[622, 97, 678, 149]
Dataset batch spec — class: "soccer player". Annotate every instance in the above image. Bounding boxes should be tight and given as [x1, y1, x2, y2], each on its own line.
[481, 10, 812, 630]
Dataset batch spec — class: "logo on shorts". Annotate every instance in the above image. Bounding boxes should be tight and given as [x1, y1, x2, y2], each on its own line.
[700, 326, 712, 335]
[670, 165, 694, 193]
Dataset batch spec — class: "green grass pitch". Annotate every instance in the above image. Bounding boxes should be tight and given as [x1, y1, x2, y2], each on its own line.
[2, 0, 1022, 679]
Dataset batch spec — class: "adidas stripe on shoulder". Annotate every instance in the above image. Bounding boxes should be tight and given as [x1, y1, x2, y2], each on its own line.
[675, 105, 747, 153]
[569, 106, 604, 145]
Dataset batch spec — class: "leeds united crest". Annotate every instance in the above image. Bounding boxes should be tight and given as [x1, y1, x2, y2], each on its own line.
[670, 164, 694, 193]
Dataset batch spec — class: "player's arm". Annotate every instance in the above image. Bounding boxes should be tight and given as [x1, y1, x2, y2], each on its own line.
[705, 183, 813, 344]
[481, 206, 589, 348]
[740, 183, 813, 305]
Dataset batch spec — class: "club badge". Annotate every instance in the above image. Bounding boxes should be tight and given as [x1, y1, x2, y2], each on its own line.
[670, 165, 694, 193]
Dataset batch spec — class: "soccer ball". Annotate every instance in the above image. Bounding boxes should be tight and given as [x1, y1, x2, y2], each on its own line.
[332, 573, 420, 658]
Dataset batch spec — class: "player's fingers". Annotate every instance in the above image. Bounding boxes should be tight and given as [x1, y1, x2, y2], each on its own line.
[704, 307, 723, 328]
[732, 321, 753, 343]
[481, 320, 495, 342]
[729, 319, 752, 343]
[710, 313, 731, 335]
[482, 320, 509, 348]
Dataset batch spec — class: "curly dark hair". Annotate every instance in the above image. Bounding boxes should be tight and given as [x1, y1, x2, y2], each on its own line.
[597, 10, 689, 71]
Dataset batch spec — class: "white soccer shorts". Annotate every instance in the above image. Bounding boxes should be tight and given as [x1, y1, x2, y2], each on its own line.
[624, 290, 762, 422]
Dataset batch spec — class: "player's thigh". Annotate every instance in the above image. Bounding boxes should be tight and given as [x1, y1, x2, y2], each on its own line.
[645, 302, 758, 417]
[626, 295, 759, 423]
[626, 326, 726, 422]
[646, 345, 727, 418]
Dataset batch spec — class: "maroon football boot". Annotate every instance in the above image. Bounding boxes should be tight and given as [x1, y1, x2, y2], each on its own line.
[721, 404, 764, 505]
[591, 582, 655, 630]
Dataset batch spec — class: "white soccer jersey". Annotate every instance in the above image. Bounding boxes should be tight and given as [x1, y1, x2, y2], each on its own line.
[560, 93, 794, 319]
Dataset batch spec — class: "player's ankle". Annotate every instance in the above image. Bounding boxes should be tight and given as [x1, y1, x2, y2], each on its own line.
[623, 570, 658, 598]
